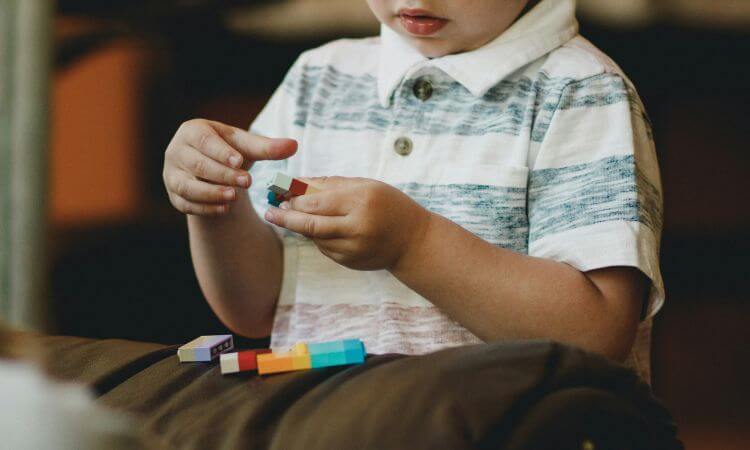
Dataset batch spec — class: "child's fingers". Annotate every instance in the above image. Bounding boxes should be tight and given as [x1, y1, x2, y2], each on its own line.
[166, 174, 237, 204]
[287, 192, 350, 217]
[182, 123, 245, 169]
[170, 193, 230, 216]
[176, 146, 251, 188]
[210, 121, 298, 163]
[264, 207, 347, 239]
[296, 176, 354, 191]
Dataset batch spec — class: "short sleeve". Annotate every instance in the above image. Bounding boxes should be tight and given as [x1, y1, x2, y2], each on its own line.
[247, 54, 307, 220]
[527, 73, 665, 317]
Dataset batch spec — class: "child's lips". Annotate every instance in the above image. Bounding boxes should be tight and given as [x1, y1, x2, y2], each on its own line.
[398, 12, 448, 36]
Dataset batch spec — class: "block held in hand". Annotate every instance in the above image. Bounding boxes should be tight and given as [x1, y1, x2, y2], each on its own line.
[267, 172, 320, 206]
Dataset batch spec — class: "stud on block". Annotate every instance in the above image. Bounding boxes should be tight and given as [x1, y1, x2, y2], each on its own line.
[178, 335, 234, 363]
[220, 349, 272, 375]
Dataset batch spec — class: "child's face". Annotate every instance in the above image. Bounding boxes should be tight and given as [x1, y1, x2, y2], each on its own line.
[367, 0, 530, 57]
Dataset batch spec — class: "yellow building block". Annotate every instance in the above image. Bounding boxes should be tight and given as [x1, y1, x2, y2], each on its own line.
[292, 354, 312, 370]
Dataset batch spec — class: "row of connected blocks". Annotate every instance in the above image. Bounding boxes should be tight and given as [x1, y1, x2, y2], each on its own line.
[178, 335, 366, 375]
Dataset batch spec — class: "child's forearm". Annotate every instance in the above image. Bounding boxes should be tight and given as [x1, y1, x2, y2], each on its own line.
[391, 213, 647, 361]
[188, 195, 282, 338]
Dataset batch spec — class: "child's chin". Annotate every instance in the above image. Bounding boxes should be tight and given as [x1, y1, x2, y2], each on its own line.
[408, 38, 455, 59]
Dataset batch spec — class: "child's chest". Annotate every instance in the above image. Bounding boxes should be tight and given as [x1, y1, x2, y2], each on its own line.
[286, 68, 538, 252]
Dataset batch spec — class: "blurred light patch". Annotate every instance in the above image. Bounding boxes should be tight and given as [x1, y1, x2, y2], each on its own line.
[225, 0, 379, 39]
[226, 0, 750, 39]
[579, 0, 750, 29]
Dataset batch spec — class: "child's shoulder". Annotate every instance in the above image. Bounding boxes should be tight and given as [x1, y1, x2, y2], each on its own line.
[537, 35, 629, 84]
[294, 36, 381, 72]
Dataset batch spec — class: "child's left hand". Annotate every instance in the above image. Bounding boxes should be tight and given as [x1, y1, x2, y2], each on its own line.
[264, 177, 432, 272]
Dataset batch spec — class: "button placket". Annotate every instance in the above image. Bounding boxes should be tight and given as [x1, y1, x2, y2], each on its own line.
[377, 68, 436, 177]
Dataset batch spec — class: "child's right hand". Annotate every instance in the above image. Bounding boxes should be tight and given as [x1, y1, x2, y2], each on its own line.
[163, 119, 297, 216]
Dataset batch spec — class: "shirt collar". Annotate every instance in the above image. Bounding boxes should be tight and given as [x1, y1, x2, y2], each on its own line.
[377, 0, 579, 108]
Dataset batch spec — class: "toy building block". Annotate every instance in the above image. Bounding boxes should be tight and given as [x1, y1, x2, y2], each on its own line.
[288, 178, 307, 196]
[308, 339, 366, 369]
[291, 343, 313, 370]
[257, 342, 312, 375]
[256, 353, 295, 374]
[295, 179, 321, 195]
[266, 173, 320, 206]
[268, 172, 293, 196]
[178, 335, 234, 363]
[343, 339, 366, 364]
[220, 349, 272, 375]
[267, 191, 283, 207]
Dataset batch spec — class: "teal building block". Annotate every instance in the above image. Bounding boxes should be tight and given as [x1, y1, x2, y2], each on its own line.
[267, 191, 281, 207]
[309, 339, 366, 368]
[308, 340, 344, 354]
[310, 351, 348, 368]
[344, 345, 365, 364]
[342, 340, 362, 351]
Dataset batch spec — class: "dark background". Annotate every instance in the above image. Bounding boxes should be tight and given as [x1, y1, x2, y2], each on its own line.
[49, 2, 749, 448]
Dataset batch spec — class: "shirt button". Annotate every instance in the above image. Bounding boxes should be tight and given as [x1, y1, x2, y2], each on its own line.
[394, 137, 413, 156]
[413, 78, 433, 101]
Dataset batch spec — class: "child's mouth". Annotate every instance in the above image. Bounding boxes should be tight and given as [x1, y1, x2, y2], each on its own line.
[398, 9, 448, 36]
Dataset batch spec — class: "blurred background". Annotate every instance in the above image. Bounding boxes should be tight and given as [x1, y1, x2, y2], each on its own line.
[1, 1, 748, 449]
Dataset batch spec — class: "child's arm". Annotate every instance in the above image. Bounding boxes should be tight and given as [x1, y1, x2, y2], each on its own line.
[164, 119, 297, 337]
[389, 209, 647, 361]
[265, 177, 646, 361]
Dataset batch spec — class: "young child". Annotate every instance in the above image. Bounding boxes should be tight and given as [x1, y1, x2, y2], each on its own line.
[163, 0, 664, 380]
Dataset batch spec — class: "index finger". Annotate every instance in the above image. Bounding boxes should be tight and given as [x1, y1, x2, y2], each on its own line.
[210, 121, 298, 164]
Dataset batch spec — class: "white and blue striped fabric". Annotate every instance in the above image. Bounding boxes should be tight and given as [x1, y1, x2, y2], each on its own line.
[247, 0, 663, 381]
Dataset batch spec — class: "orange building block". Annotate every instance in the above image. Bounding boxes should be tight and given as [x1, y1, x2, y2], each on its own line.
[257, 343, 312, 375]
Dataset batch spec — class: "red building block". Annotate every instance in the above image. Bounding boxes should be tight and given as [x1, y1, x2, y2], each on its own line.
[289, 178, 309, 196]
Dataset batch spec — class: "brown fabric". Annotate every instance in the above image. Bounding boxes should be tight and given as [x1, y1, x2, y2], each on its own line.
[31, 334, 681, 450]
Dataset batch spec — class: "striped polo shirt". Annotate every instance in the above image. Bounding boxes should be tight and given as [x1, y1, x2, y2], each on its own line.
[248, 0, 664, 380]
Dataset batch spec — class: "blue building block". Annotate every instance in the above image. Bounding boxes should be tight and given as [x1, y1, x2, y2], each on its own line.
[309, 341, 344, 354]
[342, 339, 362, 351]
[267, 191, 282, 207]
[308, 339, 366, 369]
[310, 351, 348, 368]
[343, 340, 365, 364]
